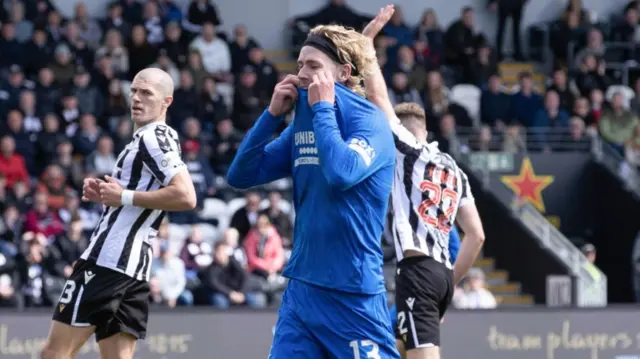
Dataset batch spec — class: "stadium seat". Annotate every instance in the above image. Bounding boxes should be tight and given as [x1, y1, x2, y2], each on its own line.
[259, 199, 292, 214]
[227, 198, 247, 216]
[168, 224, 190, 245]
[200, 198, 228, 220]
[449, 84, 481, 126]
[198, 223, 220, 243]
[605, 84, 635, 108]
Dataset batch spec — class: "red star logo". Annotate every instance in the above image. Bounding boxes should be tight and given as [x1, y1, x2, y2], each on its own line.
[500, 157, 554, 212]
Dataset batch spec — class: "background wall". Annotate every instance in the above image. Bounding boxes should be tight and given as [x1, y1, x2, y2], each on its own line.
[53, 0, 631, 51]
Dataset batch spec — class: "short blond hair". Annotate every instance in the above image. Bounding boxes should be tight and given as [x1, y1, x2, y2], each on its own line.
[394, 102, 426, 125]
[308, 25, 377, 97]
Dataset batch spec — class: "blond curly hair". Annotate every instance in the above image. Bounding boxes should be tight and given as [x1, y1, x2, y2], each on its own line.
[308, 24, 377, 97]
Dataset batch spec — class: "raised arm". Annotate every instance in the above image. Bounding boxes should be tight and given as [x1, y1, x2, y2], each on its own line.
[227, 75, 299, 189]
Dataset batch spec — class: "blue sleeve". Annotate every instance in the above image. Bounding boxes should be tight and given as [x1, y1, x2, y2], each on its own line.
[311, 101, 387, 190]
[226, 109, 292, 189]
[449, 226, 461, 264]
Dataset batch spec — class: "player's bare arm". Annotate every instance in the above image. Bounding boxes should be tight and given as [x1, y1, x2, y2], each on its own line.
[98, 171, 197, 211]
[452, 203, 486, 284]
[362, 5, 397, 122]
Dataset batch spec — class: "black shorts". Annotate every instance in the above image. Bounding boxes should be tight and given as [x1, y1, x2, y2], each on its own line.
[52, 260, 150, 341]
[394, 256, 454, 349]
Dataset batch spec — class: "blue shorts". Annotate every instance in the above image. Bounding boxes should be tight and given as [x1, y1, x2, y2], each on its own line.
[269, 279, 400, 359]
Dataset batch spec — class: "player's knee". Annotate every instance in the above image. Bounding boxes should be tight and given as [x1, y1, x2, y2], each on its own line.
[40, 345, 70, 359]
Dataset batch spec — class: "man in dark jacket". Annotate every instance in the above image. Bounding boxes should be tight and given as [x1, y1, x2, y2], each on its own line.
[198, 241, 266, 308]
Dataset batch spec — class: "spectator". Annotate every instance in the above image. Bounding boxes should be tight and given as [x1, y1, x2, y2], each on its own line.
[63, 21, 93, 68]
[502, 123, 527, 153]
[574, 29, 605, 69]
[151, 49, 180, 85]
[630, 78, 640, 116]
[85, 136, 117, 178]
[23, 191, 65, 238]
[198, 76, 230, 130]
[423, 70, 450, 128]
[471, 125, 498, 152]
[183, 0, 222, 34]
[230, 192, 262, 240]
[625, 125, 640, 170]
[589, 88, 605, 126]
[157, 0, 183, 24]
[1, 65, 28, 117]
[151, 241, 192, 307]
[35, 68, 60, 116]
[244, 214, 285, 280]
[49, 44, 76, 88]
[190, 22, 232, 85]
[45, 10, 64, 44]
[59, 92, 81, 137]
[0, 22, 25, 68]
[0, 233, 19, 307]
[4, 110, 36, 174]
[101, 2, 131, 40]
[159, 21, 188, 68]
[392, 45, 427, 92]
[170, 71, 199, 127]
[17, 95, 36, 131]
[572, 96, 598, 130]
[290, 0, 370, 32]
[10, 1, 33, 43]
[444, 7, 479, 75]
[561, 116, 592, 151]
[599, 92, 639, 150]
[388, 72, 423, 107]
[612, 6, 639, 44]
[142, 1, 164, 46]
[185, 49, 208, 93]
[382, 6, 414, 65]
[121, 0, 144, 24]
[49, 219, 88, 279]
[248, 46, 279, 97]
[172, 140, 215, 224]
[480, 74, 510, 129]
[452, 268, 497, 309]
[414, 9, 444, 64]
[127, 24, 157, 80]
[434, 113, 464, 158]
[575, 54, 609, 97]
[232, 65, 269, 132]
[531, 90, 569, 150]
[211, 119, 242, 175]
[548, 68, 578, 111]
[73, 2, 103, 49]
[72, 114, 102, 156]
[489, 0, 528, 61]
[24, 27, 53, 77]
[37, 114, 66, 169]
[95, 29, 130, 76]
[261, 192, 293, 249]
[0, 136, 29, 190]
[510, 72, 543, 127]
[464, 41, 498, 87]
[52, 140, 84, 191]
[563, 0, 592, 26]
[180, 224, 212, 270]
[230, 24, 260, 74]
[37, 164, 71, 211]
[18, 232, 60, 307]
[198, 240, 266, 309]
[104, 79, 129, 131]
[72, 66, 104, 118]
[112, 118, 133, 154]
[222, 227, 247, 267]
[0, 205, 21, 244]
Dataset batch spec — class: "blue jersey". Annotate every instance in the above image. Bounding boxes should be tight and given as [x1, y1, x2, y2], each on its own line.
[227, 83, 395, 295]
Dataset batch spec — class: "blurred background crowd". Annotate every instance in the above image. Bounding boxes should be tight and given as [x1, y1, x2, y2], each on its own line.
[0, 0, 638, 311]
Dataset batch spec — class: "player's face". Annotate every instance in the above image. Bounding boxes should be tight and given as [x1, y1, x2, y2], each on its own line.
[129, 77, 170, 125]
[297, 46, 348, 89]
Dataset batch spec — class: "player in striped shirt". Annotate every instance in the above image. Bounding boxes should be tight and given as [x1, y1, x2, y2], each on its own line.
[41, 68, 197, 359]
[363, 6, 485, 359]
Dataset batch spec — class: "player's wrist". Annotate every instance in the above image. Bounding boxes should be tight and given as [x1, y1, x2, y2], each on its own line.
[311, 101, 334, 113]
[121, 190, 135, 206]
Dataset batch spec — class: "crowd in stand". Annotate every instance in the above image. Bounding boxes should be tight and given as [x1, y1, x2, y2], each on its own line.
[1, 0, 639, 310]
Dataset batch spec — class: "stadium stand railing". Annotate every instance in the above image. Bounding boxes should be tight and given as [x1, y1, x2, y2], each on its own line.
[592, 136, 640, 198]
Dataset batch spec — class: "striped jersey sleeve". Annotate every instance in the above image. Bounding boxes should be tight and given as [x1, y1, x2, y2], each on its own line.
[139, 125, 186, 187]
[389, 116, 423, 155]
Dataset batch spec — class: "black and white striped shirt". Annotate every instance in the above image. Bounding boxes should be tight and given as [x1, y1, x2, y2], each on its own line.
[388, 118, 473, 269]
[80, 122, 185, 281]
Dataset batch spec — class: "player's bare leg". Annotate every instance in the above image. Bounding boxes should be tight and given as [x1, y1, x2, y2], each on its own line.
[98, 333, 137, 359]
[40, 321, 95, 359]
[407, 347, 440, 359]
[396, 339, 407, 359]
